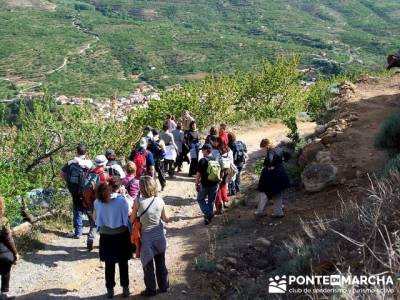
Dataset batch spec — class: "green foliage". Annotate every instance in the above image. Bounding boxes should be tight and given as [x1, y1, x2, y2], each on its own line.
[284, 116, 300, 145]
[1, 0, 399, 96]
[383, 154, 400, 177]
[194, 255, 216, 273]
[375, 112, 400, 151]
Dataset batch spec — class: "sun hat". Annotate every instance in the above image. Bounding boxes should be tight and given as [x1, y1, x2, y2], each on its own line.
[94, 155, 108, 166]
[139, 137, 147, 148]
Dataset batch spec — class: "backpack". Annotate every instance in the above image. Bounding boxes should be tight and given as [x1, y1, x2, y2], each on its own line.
[232, 141, 247, 166]
[66, 163, 86, 196]
[133, 150, 149, 177]
[106, 160, 122, 178]
[219, 153, 231, 170]
[82, 170, 104, 208]
[147, 140, 165, 160]
[206, 158, 222, 182]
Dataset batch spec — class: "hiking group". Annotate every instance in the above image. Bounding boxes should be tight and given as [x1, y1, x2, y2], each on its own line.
[0, 110, 293, 299]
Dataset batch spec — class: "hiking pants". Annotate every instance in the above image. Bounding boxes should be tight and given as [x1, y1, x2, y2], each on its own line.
[1, 272, 10, 293]
[174, 152, 184, 171]
[215, 182, 229, 210]
[229, 166, 243, 195]
[143, 253, 169, 293]
[189, 157, 198, 176]
[154, 160, 166, 188]
[255, 192, 284, 216]
[197, 185, 218, 219]
[164, 159, 175, 177]
[105, 260, 129, 289]
[73, 204, 96, 242]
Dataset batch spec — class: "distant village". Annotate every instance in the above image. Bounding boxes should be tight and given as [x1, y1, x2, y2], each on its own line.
[55, 84, 162, 122]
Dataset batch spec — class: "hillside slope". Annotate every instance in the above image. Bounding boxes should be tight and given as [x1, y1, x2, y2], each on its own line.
[1, 0, 400, 97]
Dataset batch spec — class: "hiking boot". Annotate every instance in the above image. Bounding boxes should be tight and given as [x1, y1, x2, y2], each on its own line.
[122, 287, 130, 298]
[204, 217, 211, 225]
[87, 240, 93, 251]
[106, 288, 114, 299]
[140, 290, 156, 297]
[223, 203, 230, 209]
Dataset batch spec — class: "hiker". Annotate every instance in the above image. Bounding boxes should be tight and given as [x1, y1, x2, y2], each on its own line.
[130, 176, 169, 297]
[128, 138, 155, 178]
[215, 142, 234, 214]
[181, 110, 195, 131]
[209, 135, 221, 160]
[228, 132, 248, 195]
[82, 155, 110, 250]
[219, 124, 229, 147]
[195, 144, 221, 225]
[165, 114, 176, 132]
[93, 178, 132, 299]
[172, 122, 185, 172]
[186, 121, 200, 177]
[0, 196, 19, 300]
[387, 50, 400, 70]
[205, 126, 217, 144]
[61, 144, 93, 239]
[143, 126, 154, 144]
[160, 124, 178, 178]
[148, 130, 167, 191]
[121, 161, 140, 214]
[255, 139, 291, 218]
[105, 149, 126, 179]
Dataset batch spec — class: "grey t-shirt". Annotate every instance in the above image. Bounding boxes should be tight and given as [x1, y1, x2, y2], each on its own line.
[138, 196, 165, 232]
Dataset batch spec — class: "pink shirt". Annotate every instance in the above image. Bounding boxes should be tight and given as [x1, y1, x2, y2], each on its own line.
[122, 175, 140, 201]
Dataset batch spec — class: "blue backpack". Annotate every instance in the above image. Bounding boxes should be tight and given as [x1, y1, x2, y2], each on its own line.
[232, 141, 247, 166]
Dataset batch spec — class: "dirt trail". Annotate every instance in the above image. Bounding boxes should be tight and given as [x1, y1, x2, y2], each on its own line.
[11, 122, 315, 299]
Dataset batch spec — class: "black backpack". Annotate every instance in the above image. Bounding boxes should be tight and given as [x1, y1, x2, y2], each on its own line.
[66, 163, 86, 195]
[232, 141, 247, 166]
[147, 140, 165, 160]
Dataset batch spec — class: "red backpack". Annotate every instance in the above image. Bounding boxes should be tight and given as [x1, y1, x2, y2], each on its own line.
[133, 150, 148, 177]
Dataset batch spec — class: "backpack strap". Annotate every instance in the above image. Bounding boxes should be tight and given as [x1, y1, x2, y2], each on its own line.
[139, 197, 156, 218]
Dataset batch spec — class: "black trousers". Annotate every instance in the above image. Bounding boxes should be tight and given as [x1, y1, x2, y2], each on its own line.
[164, 159, 175, 177]
[1, 272, 10, 293]
[105, 260, 129, 289]
[189, 157, 198, 176]
[143, 253, 169, 292]
[155, 160, 166, 188]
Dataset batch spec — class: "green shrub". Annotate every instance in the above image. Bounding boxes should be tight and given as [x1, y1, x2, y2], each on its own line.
[194, 255, 216, 273]
[375, 112, 400, 151]
[382, 154, 400, 177]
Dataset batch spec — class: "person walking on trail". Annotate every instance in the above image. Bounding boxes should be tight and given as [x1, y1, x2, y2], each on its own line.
[81, 155, 110, 250]
[0, 196, 19, 300]
[219, 124, 229, 147]
[160, 124, 178, 178]
[255, 139, 291, 218]
[205, 126, 217, 145]
[195, 144, 221, 225]
[121, 161, 140, 214]
[215, 142, 234, 214]
[128, 138, 155, 178]
[181, 110, 195, 131]
[93, 178, 132, 299]
[130, 176, 169, 297]
[61, 144, 93, 238]
[186, 121, 200, 177]
[148, 130, 167, 190]
[165, 114, 177, 132]
[105, 149, 126, 179]
[209, 135, 221, 160]
[172, 122, 185, 172]
[143, 126, 154, 144]
[228, 132, 248, 195]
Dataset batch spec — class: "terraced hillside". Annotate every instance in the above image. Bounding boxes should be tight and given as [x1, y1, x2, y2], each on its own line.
[0, 0, 399, 98]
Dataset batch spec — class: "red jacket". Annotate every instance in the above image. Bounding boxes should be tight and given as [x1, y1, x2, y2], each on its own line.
[219, 130, 229, 147]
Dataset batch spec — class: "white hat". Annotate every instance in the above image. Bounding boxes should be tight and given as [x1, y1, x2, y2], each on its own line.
[94, 155, 108, 166]
[139, 137, 147, 149]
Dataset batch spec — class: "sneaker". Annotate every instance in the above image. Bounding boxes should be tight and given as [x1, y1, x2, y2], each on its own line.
[140, 290, 156, 297]
[70, 233, 81, 239]
[271, 214, 285, 219]
[204, 218, 210, 225]
[122, 287, 130, 298]
[157, 288, 168, 293]
[106, 289, 114, 299]
[223, 203, 230, 209]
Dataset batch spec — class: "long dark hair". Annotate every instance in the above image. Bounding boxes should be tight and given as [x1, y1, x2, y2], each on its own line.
[97, 183, 111, 203]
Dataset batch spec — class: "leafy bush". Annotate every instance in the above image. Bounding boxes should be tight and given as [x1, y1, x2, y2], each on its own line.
[375, 112, 400, 151]
[382, 154, 400, 177]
